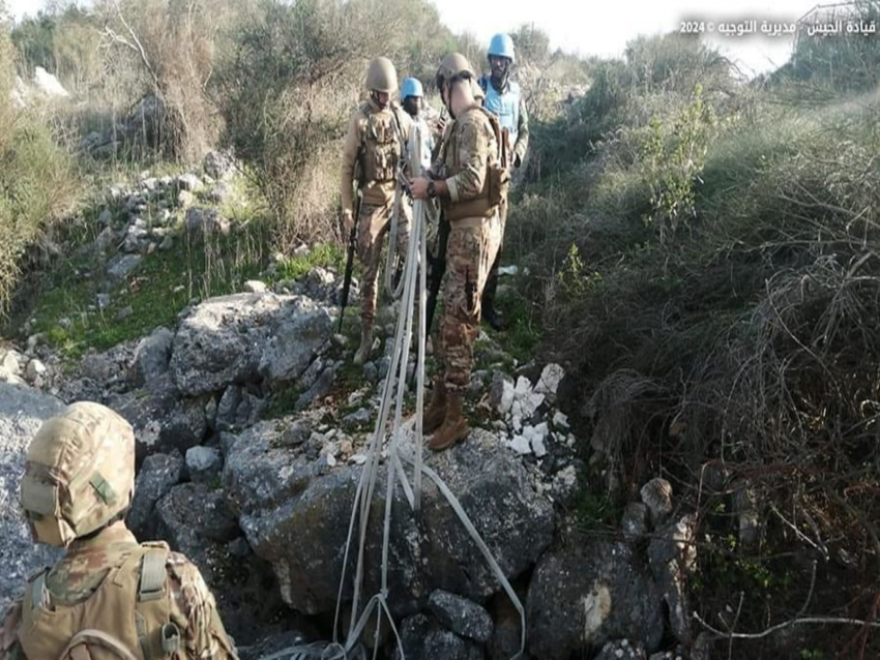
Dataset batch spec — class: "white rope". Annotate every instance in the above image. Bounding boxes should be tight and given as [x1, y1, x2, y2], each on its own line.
[320, 123, 526, 660]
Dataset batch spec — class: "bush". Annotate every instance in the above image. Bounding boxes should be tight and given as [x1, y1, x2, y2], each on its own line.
[93, 0, 233, 162]
[0, 23, 78, 314]
[216, 0, 466, 247]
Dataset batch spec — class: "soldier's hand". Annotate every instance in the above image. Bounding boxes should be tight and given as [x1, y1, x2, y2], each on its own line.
[409, 177, 430, 200]
[342, 210, 354, 233]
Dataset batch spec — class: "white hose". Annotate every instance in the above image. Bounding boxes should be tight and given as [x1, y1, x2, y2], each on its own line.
[321, 123, 526, 660]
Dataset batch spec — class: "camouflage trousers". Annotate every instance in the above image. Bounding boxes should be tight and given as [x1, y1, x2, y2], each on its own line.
[483, 196, 508, 306]
[357, 197, 411, 327]
[436, 213, 503, 391]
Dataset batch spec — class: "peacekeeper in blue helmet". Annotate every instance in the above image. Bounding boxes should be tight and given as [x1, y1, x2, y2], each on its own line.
[400, 77, 436, 174]
[478, 32, 529, 331]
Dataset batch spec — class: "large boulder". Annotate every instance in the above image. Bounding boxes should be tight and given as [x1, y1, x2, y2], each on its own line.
[171, 293, 331, 396]
[127, 450, 184, 540]
[112, 374, 208, 460]
[527, 541, 664, 659]
[396, 614, 484, 660]
[155, 482, 282, 645]
[0, 384, 64, 612]
[223, 425, 555, 618]
[132, 327, 175, 386]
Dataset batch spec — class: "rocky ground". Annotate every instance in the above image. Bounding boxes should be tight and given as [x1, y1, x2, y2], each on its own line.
[0, 156, 716, 659]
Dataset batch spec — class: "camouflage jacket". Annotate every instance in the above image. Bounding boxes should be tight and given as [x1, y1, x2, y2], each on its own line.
[438, 104, 502, 221]
[0, 523, 238, 660]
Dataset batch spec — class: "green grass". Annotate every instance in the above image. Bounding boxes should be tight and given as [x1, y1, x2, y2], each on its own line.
[488, 286, 545, 366]
[19, 226, 268, 363]
[275, 242, 347, 282]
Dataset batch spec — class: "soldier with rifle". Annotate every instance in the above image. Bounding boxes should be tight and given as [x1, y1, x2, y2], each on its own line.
[339, 57, 412, 365]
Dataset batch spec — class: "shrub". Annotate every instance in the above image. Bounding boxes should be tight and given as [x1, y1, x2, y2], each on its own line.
[0, 22, 78, 314]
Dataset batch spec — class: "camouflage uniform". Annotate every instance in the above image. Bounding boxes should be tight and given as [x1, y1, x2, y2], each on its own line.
[340, 98, 412, 329]
[0, 523, 237, 660]
[435, 104, 503, 391]
[0, 402, 237, 660]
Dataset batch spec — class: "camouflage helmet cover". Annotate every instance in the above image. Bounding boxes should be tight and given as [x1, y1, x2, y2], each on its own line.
[366, 57, 398, 93]
[21, 402, 136, 547]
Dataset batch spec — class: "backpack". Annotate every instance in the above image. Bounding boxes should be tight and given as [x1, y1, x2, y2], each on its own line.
[20, 544, 183, 660]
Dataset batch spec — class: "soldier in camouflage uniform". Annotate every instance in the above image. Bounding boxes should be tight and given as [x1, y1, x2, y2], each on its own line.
[0, 402, 237, 660]
[341, 57, 413, 365]
[410, 53, 506, 451]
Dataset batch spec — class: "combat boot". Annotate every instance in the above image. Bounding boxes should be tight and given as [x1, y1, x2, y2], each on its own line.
[422, 376, 447, 434]
[353, 324, 373, 366]
[428, 392, 468, 451]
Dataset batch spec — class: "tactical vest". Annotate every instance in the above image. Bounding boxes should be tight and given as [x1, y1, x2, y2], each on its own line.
[441, 105, 510, 222]
[481, 78, 520, 144]
[358, 102, 404, 186]
[19, 543, 185, 660]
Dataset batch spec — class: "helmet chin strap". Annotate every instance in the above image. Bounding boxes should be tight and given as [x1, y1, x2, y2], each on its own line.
[491, 69, 509, 91]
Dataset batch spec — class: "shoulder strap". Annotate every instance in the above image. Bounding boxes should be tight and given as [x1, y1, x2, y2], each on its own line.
[138, 549, 167, 603]
[56, 630, 139, 660]
[133, 547, 176, 660]
[29, 571, 48, 611]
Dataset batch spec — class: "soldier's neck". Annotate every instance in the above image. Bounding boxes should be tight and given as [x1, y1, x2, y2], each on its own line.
[67, 520, 136, 553]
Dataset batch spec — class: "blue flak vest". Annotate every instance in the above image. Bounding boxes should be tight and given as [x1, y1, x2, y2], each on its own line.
[480, 76, 521, 144]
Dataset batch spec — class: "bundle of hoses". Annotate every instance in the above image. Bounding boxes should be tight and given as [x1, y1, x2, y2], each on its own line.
[270, 125, 525, 660]
[383, 140, 439, 301]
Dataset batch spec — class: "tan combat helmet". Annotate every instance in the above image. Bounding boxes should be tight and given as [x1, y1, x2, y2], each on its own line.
[436, 53, 476, 89]
[366, 56, 398, 93]
[21, 402, 136, 547]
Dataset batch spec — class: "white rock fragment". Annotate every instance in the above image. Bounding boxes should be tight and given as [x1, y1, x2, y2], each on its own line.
[350, 454, 367, 466]
[498, 378, 515, 416]
[505, 434, 532, 455]
[535, 363, 565, 397]
[526, 422, 550, 458]
[553, 410, 570, 429]
[511, 376, 545, 421]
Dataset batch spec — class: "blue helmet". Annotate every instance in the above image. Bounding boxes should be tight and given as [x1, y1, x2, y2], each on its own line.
[488, 33, 515, 63]
[400, 77, 424, 100]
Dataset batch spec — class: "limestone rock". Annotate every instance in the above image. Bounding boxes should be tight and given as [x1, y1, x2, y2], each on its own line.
[106, 254, 143, 281]
[527, 541, 663, 658]
[186, 445, 222, 482]
[170, 293, 331, 396]
[133, 327, 175, 386]
[223, 426, 555, 617]
[641, 478, 674, 527]
[428, 589, 494, 644]
[127, 450, 184, 539]
[185, 207, 230, 238]
[113, 374, 208, 460]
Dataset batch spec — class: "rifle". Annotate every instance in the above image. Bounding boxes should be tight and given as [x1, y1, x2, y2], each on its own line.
[425, 210, 450, 336]
[338, 174, 363, 333]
